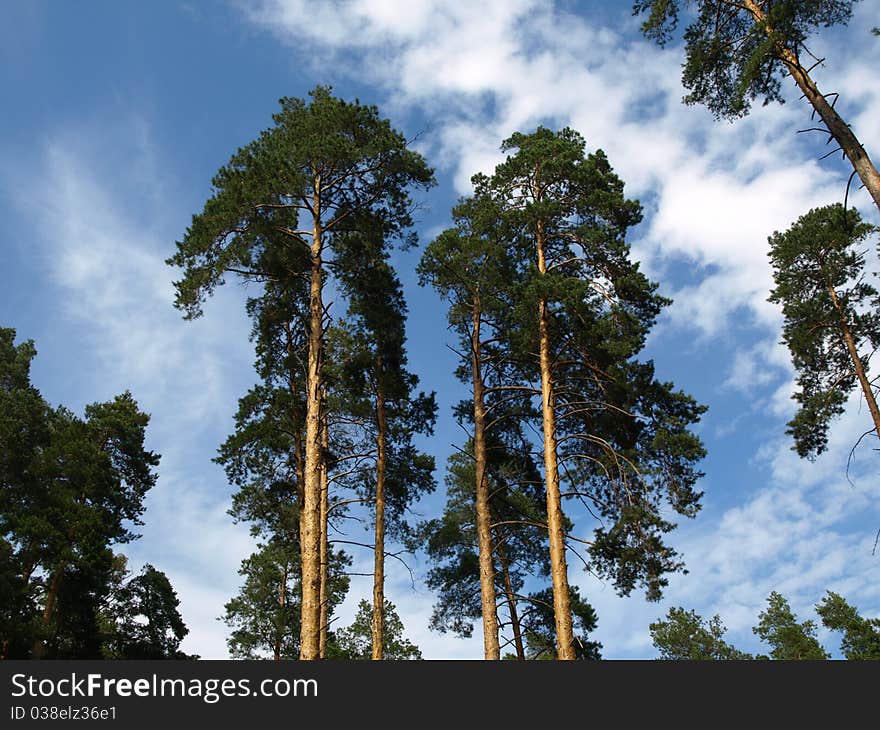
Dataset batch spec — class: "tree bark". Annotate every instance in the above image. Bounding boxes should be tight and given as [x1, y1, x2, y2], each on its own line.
[536, 218, 576, 661]
[828, 283, 880, 440]
[31, 567, 64, 659]
[318, 407, 330, 659]
[470, 295, 501, 660]
[274, 562, 288, 661]
[740, 0, 880, 215]
[371, 362, 387, 661]
[299, 179, 325, 661]
[285, 320, 307, 612]
[497, 540, 525, 661]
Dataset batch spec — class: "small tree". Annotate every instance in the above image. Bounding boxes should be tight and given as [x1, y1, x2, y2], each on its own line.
[422, 433, 550, 661]
[516, 587, 601, 660]
[650, 607, 753, 660]
[334, 599, 422, 660]
[753, 592, 829, 660]
[109, 563, 192, 659]
[222, 539, 350, 660]
[816, 591, 880, 660]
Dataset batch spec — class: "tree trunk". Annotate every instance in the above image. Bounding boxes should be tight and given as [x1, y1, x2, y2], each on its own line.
[536, 219, 575, 661]
[741, 0, 880, 215]
[318, 408, 330, 660]
[274, 561, 288, 661]
[31, 567, 64, 659]
[471, 295, 501, 660]
[371, 363, 387, 661]
[828, 283, 880, 440]
[497, 540, 525, 661]
[286, 320, 307, 620]
[299, 181, 325, 661]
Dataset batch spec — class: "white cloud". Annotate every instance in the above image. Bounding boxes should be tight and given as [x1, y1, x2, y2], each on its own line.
[723, 339, 790, 395]
[242, 0, 880, 339]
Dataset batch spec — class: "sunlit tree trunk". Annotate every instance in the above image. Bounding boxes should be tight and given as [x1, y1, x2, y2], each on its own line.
[371, 362, 387, 661]
[535, 217, 575, 660]
[471, 295, 501, 660]
[827, 282, 880, 439]
[300, 180, 325, 661]
[739, 0, 880, 213]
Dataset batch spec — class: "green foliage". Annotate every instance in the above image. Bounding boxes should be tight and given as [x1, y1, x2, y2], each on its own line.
[334, 599, 422, 660]
[634, 1, 859, 119]
[0, 327, 166, 659]
[0, 537, 36, 658]
[223, 538, 351, 660]
[753, 592, 829, 660]
[484, 127, 706, 601]
[768, 204, 880, 457]
[651, 592, 855, 660]
[25, 551, 192, 660]
[167, 85, 434, 319]
[418, 189, 517, 335]
[517, 586, 601, 660]
[105, 560, 194, 659]
[816, 591, 880, 660]
[650, 607, 753, 659]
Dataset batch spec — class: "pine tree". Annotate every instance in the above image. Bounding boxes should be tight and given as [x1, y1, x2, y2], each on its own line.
[222, 539, 350, 660]
[0, 328, 165, 659]
[422, 436, 551, 660]
[457, 128, 706, 659]
[816, 591, 880, 660]
[0, 328, 49, 658]
[634, 0, 880, 215]
[419, 191, 521, 659]
[334, 599, 422, 660]
[753, 592, 829, 660]
[333, 239, 436, 659]
[516, 586, 601, 660]
[650, 607, 753, 660]
[768, 204, 880, 457]
[168, 87, 433, 658]
[30, 395, 159, 658]
[107, 561, 193, 659]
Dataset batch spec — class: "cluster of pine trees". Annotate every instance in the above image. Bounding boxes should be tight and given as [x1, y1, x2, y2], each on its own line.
[0, 329, 191, 659]
[164, 86, 711, 661]
[3, 1, 878, 661]
[651, 591, 880, 660]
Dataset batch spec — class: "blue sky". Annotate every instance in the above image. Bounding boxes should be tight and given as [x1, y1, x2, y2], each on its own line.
[2, 0, 879, 658]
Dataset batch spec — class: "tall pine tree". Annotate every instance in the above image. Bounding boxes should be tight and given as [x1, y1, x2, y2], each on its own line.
[418, 192, 517, 659]
[168, 87, 433, 658]
[334, 237, 436, 659]
[458, 128, 706, 659]
[768, 203, 880, 457]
